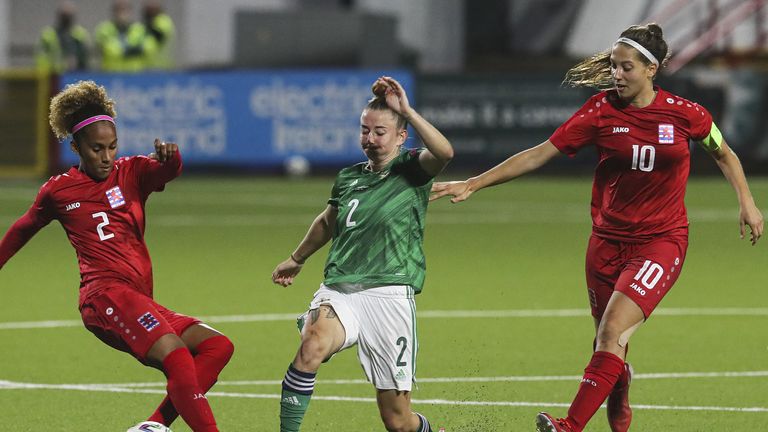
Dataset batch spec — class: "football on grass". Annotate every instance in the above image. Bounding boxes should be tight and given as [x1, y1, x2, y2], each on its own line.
[126, 421, 172, 432]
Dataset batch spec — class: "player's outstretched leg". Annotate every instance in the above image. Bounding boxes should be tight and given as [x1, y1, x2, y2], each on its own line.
[280, 305, 345, 432]
[539, 292, 642, 432]
[606, 362, 633, 432]
[149, 333, 234, 425]
[162, 347, 218, 432]
[280, 364, 317, 432]
[148, 334, 219, 432]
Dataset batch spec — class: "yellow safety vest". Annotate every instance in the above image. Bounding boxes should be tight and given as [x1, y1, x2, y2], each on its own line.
[146, 13, 175, 69]
[36, 25, 90, 74]
[94, 21, 157, 72]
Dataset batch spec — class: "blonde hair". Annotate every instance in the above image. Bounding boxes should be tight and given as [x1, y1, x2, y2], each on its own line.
[49, 80, 116, 140]
[563, 23, 670, 90]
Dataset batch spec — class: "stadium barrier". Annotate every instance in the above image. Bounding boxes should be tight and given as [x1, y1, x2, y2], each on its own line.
[0, 70, 51, 178]
[21, 66, 768, 175]
[59, 70, 413, 170]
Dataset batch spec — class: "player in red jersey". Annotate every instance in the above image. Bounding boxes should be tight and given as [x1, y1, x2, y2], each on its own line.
[0, 81, 233, 432]
[430, 23, 763, 432]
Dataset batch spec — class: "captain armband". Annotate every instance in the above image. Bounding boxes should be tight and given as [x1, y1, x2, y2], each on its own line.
[700, 122, 723, 152]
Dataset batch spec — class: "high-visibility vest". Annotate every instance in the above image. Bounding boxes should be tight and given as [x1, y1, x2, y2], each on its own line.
[36, 25, 90, 73]
[146, 13, 175, 69]
[94, 20, 157, 72]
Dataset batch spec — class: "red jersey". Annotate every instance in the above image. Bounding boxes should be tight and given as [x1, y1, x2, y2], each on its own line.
[0, 153, 182, 303]
[549, 87, 713, 241]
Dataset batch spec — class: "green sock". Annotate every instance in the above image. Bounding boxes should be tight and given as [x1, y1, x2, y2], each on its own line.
[280, 365, 316, 432]
[280, 389, 312, 432]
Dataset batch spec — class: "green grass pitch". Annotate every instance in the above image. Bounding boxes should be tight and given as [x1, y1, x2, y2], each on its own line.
[0, 175, 766, 431]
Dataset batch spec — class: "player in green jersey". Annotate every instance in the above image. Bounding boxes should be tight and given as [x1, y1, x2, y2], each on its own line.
[271, 76, 454, 432]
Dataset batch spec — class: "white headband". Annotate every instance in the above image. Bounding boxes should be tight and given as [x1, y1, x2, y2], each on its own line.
[615, 37, 659, 66]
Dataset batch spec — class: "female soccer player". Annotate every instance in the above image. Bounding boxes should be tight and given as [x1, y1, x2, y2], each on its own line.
[271, 76, 454, 432]
[430, 24, 763, 432]
[0, 81, 234, 432]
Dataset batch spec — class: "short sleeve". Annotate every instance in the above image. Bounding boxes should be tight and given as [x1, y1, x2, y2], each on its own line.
[687, 102, 714, 142]
[328, 175, 342, 208]
[549, 97, 600, 157]
[393, 148, 433, 186]
[30, 180, 57, 225]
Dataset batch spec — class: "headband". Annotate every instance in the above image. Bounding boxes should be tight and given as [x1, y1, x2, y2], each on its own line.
[615, 37, 659, 66]
[71, 115, 115, 135]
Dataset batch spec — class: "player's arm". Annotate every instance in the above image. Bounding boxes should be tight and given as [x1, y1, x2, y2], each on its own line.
[430, 140, 561, 203]
[271, 205, 338, 287]
[706, 136, 763, 245]
[376, 76, 454, 176]
[410, 105, 454, 176]
[140, 139, 183, 192]
[0, 204, 52, 270]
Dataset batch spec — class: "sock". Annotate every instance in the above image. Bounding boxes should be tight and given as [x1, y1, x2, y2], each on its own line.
[613, 364, 630, 390]
[162, 347, 218, 432]
[614, 343, 630, 392]
[415, 412, 433, 432]
[594, 340, 630, 393]
[280, 364, 316, 432]
[565, 351, 625, 432]
[149, 336, 234, 425]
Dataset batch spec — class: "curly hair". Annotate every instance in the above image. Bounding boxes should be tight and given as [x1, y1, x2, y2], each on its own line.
[563, 23, 670, 90]
[49, 80, 116, 140]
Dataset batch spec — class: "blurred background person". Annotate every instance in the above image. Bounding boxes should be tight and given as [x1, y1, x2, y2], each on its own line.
[143, 0, 175, 70]
[94, 0, 156, 72]
[36, 0, 90, 74]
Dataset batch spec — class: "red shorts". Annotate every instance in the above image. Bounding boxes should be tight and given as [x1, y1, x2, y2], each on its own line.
[79, 285, 200, 363]
[585, 229, 688, 320]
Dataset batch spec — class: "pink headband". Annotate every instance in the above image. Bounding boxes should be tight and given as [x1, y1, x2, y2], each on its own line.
[71, 115, 115, 135]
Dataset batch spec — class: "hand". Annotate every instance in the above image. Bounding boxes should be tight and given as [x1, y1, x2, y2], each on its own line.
[739, 203, 764, 245]
[149, 139, 178, 162]
[374, 76, 412, 118]
[430, 180, 474, 203]
[271, 256, 304, 287]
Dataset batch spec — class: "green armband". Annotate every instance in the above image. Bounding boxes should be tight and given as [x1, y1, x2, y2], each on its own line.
[700, 122, 723, 152]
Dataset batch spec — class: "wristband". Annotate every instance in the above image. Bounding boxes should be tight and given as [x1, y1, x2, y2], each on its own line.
[291, 253, 306, 265]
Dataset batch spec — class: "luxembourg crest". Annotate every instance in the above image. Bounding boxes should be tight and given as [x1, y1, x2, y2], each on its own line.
[106, 186, 126, 208]
[658, 124, 674, 144]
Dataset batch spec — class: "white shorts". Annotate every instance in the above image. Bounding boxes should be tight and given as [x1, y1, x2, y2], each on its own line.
[302, 283, 418, 391]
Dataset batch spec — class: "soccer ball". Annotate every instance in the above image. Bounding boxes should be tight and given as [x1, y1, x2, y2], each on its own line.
[284, 155, 310, 178]
[126, 421, 172, 432]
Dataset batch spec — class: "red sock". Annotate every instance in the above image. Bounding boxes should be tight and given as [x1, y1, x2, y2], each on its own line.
[565, 351, 625, 432]
[150, 336, 234, 426]
[162, 347, 219, 432]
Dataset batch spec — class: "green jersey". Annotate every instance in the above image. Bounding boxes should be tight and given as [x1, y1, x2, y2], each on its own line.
[324, 149, 434, 293]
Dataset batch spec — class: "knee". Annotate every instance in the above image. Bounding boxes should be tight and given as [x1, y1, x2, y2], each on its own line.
[595, 326, 619, 347]
[297, 329, 335, 368]
[595, 321, 628, 352]
[197, 335, 234, 364]
[146, 334, 187, 368]
[217, 336, 235, 362]
[380, 411, 412, 432]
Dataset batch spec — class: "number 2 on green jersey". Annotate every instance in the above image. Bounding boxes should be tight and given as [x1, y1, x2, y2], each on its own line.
[345, 198, 360, 227]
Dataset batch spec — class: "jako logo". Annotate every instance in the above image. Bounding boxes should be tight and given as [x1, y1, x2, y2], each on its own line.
[630, 282, 646, 296]
[612, 127, 630, 133]
[581, 378, 597, 387]
[65, 202, 80, 211]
